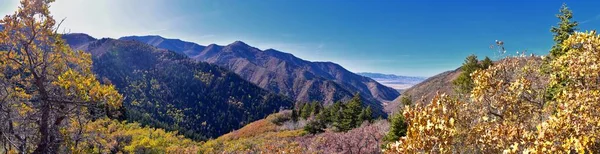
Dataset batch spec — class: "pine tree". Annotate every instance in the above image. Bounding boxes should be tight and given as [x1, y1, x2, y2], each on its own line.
[291, 109, 299, 121]
[311, 102, 321, 116]
[544, 3, 579, 102]
[341, 94, 363, 131]
[363, 106, 373, 123]
[384, 112, 408, 143]
[331, 102, 345, 131]
[550, 3, 578, 59]
[301, 103, 312, 119]
[305, 112, 327, 134]
[453, 54, 481, 95]
[481, 56, 493, 69]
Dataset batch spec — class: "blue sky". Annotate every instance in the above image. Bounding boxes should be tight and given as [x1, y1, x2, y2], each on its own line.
[2, 0, 600, 76]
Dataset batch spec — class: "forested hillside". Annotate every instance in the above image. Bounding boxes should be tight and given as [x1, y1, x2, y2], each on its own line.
[121, 36, 399, 115]
[61, 36, 294, 140]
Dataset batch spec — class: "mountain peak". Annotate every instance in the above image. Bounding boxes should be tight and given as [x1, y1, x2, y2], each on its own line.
[229, 41, 250, 47]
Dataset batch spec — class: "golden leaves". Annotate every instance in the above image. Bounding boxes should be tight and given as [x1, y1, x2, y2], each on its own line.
[386, 94, 460, 153]
[387, 31, 600, 153]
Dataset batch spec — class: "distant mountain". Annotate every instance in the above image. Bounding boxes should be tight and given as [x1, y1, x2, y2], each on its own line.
[357, 72, 426, 90]
[120, 35, 400, 115]
[120, 35, 206, 57]
[62, 34, 294, 140]
[386, 68, 461, 113]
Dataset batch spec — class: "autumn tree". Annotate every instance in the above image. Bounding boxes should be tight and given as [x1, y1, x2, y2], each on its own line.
[384, 94, 461, 153]
[0, 0, 122, 153]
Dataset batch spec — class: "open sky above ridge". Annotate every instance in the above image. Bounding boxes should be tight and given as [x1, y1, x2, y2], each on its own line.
[1, 0, 600, 76]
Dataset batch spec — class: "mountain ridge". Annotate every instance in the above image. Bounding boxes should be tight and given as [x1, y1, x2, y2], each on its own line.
[62, 34, 295, 140]
[121, 35, 400, 114]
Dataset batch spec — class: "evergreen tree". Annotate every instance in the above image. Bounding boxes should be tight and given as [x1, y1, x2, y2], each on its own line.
[331, 101, 345, 131]
[291, 109, 299, 122]
[311, 102, 321, 116]
[301, 103, 312, 119]
[550, 3, 578, 59]
[340, 94, 363, 131]
[305, 112, 327, 134]
[400, 96, 413, 106]
[384, 112, 408, 143]
[362, 106, 373, 123]
[296, 103, 304, 119]
[545, 3, 579, 102]
[453, 54, 481, 95]
[481, 56, 493, 69]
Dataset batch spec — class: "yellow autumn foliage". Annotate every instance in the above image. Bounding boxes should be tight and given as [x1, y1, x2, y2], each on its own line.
[386, 31, 600, 153]
[65, 118, 200, 154]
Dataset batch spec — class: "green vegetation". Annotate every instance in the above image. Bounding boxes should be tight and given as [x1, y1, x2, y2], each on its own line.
[545, 3, 579, 102]
[297, 94, 374, 134]
[92, 40, 294, 141]
[549, 3, 578, 59]
[383, 112, 408, 143]
[453, 54, 493, 95]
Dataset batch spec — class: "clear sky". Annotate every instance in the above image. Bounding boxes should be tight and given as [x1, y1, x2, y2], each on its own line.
[1, 0, 600, 76]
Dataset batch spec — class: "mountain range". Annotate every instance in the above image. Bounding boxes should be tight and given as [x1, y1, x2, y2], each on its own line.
[357, 72, 426, 91]
[62, 34, 294, 140]
[120, 35, 400, 114]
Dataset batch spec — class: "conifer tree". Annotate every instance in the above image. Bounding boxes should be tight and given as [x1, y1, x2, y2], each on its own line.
[550, 3, 578, 59]
[384, 112, 408, 143]
[453, 54, 481, 95]
[301, 103, 312, 119]
[481, 56, 493, 69]
[340, 94, 363, 131]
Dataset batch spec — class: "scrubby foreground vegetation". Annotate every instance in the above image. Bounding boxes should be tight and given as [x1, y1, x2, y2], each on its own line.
[385, 4, 600, 153]
[200, 109, 389, 153]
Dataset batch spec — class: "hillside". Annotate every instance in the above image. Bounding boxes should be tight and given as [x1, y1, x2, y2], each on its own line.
[120, 36, 400, 113]
[62, 34, 294, 140]
[200, 111, 389, 153]
[386, 68, 461, 113]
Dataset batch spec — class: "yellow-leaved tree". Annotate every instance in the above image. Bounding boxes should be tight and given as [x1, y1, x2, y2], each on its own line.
[0, 0, 122, 153]
[385, 31, 600, 153]
[384, 93, 461, 153]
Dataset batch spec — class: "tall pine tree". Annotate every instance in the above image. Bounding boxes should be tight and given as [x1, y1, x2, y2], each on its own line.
[453, 54, 481, 95]
[550, 3, 578, 59]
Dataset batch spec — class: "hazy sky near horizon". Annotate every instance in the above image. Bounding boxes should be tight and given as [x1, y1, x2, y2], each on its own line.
[2, 0, 600, 76]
